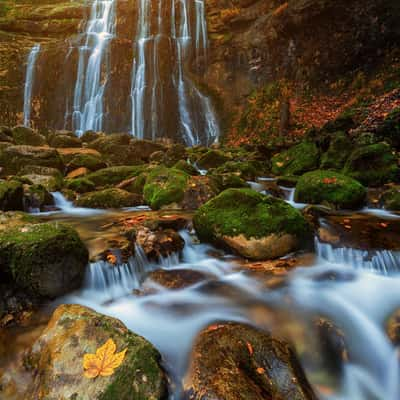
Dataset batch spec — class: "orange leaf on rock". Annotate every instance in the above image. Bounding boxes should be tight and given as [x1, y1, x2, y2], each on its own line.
[83, 338, 127, 379]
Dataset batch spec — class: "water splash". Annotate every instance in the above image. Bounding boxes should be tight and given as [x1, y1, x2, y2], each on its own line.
[130, 0, 219, 145]
[72, 0, 116, 136]
[23, 44, 40, 127]
[51, 192, 104, 216]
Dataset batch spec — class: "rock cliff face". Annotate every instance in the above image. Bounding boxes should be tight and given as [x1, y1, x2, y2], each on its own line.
[0, 0, 399, 137]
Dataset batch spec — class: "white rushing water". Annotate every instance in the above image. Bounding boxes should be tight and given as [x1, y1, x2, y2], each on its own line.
[23, 44, 40, 127]
[72, 0, 116, 136]
[51, 191, 104, 216]
[59, 224, 400, 400]
[130, 0, 219, 145]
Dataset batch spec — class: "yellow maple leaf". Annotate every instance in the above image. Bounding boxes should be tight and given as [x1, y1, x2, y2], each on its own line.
[83, 338, 127, 379]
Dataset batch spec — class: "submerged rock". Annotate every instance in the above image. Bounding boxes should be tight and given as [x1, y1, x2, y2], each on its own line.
[343, 142, 399, 186]
[294, 170, 366, 209]
[24, 304, 168, 400]
[0, 222, 88, 298]
[184, 323, 316, 400]
[193, 188, 310, 260]
[271, 141, 319, 176]
[75, 188, 142, 209]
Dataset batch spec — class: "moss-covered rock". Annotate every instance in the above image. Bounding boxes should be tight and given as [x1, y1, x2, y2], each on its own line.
[271, 141, 319, 176]
[20, 173, 63, 192]
[23, 184, 54, 211]
[11, 126, 47, 146]
[0, 222, 88, 298]
[320, 132, 353, 170]
[143, 166, 189, 210]
[295, 170, 366, 209]
[66, 152, 107, 172]
[197, 149, 230, 170]
[75, 188, 142, 209]
[210, 161, 258, 181]
[0, 145, 64, 175]
[66, 177, 96, 194]
[193, 188, 310, 260]
[173, 160, 199, 176]
[380, 186, 400, 211]
[181, 176, 219, 210]
[0, 180, 24, 211]
[210, 173, 249, 191]
[86, 165, 146, 187]
[48, 132, 82, 148]
[343, 142, 399, 186]
[184, 323, 316, 400]
[130, 139, 165, 162]
[376, 107, 400, 149]
[162, 143, 187, 167]
[25, 304, 167, 400]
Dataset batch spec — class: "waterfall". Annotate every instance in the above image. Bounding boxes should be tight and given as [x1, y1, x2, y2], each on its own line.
[72, 0, 116, 136]
[130, 0, 219, 145]
[23, 44, 40, 127]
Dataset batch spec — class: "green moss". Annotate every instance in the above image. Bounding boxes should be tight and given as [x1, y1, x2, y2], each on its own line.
[271, 141, 320, 176]
[0, 222, 88, 296]
[143, 166, 189, 210]
[197, 149, 230, 170]
[12, 126, 46, 146]
[343, 142, 399, 186]
[173, 160, 199, 176]
[65, 177, 95, 193]
[85, 166, 146, 187]
[193, 188, 309, 242]
[0, 179, 24, 211]
[295, 170, 366, 209]
[380, 186, 400, 211]
[320, 132, 353, 170]
[209, 173, 249, 191]
[67, 153, 106, 171]
[376, 107, 400, 148]
[210, 161, 258, 181]
[75, 188, 140, 209]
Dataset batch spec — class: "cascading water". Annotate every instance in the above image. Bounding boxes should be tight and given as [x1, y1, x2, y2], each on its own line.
[23, 44, 40, 128]
[130, 0, 219, 145]
[71, 0, 116, 136]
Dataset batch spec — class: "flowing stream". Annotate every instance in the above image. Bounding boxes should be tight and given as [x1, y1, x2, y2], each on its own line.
[23, 44, 40, 127]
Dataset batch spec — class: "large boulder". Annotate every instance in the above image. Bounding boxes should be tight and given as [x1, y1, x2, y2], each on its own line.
[184, 323, 316, 400]
[197, 149, 230, 170]
[24, 304, 168, 400]
[320, 132, 353, 170]
[0, 180, 24, 211]
[85, 166, 145, 187]
[271, 141, 319, 176]
[143, 166, 189, 210]
[0, 222, 88, 298]
[11, 126, 47, 146]
[75, 188, 142, 209]
[295, 170, 366, 209]
[193, 189, 310, 260]
[48, 132, 82, 148]
[210, 161, 259, 181]
[180, 176, 219, 210]
[343, 142, 399, 186]
[66, 152, 107, 172]
[0, 145, 64, 175]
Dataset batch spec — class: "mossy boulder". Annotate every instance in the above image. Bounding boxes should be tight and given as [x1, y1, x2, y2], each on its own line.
[117, 173, 148, 196]
[20, 173, 63, 192]
[173, 160, 199, 176]
[66, 177, 96, 194]
[130, 140, 165, 162]
[211, 161, 258, 181]
[49, 133, 82, 148]
[25, 304, 168, 400]
[184, 323, 316, 400]
[210, 173, 249, 191]
[0, 145, 64, 175]
[85, 166, 145, 187]
[295, 170, 366, 209]
[271, 141, 319, 176]
[89, 133, 132, 153]
[75, 188, 142, 209]
[376, 107, 400, 149]
[320, 132, 353, 170]
[23, 184, 54, 212]
[343, 143, 399, 186]
[11, 126, 47, 146]
[181, 176, 219, 210]
[143, 166, 189, 210]
[197, 149, 230, 170]
[0, 180, 24, 211]
[162, 143, 187, 167]
[66, 153, 107, 172]
[380, 186, 400, 211]
[0, 222, 88, 298]
[193, 189, 310, 260]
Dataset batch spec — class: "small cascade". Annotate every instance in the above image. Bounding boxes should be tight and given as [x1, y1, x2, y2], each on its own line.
[51, 192, 104, 216]
[23, 44, 40, 127]
[280, 186, 307, 209]
[130, 0, 219, 145]
[315, 237, 400, 275]
[71, 0, 116, 136]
